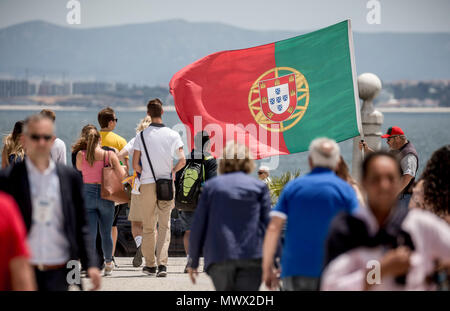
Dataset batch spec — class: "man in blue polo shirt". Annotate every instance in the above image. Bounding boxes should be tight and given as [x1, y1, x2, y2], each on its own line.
[262, 137, 359, 291]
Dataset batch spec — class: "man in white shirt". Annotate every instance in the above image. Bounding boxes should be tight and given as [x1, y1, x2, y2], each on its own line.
[132, 99, 186, 277]
[40, 109, 67, 165]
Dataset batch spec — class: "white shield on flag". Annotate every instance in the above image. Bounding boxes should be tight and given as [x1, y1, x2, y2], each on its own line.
[258, 73, 298, 122]
[267, 84, 290, 115]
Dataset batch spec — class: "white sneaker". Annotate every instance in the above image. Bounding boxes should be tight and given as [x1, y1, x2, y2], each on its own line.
[104, 262, 114, 276]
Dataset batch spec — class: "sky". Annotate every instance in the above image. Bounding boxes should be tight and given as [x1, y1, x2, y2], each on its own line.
[0, 0, 449, 32]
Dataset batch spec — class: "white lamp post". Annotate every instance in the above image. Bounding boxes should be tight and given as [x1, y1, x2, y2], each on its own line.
[352, 73, 384, 180]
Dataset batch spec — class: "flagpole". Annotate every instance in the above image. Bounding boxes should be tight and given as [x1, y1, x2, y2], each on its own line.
[360, 137, 365, 161]
[348, 18, 366, 180]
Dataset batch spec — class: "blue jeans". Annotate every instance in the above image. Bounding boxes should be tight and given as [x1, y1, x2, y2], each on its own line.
[83, 183, 115, 263]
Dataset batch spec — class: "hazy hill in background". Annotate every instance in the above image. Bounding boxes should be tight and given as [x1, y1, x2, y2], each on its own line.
[1, 20, 449, 85]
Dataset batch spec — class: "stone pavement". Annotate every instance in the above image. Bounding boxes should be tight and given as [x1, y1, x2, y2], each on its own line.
[80, 257, 215, 291]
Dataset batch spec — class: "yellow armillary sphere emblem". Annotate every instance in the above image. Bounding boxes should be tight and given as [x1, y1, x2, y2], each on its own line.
[248, 67, 309, 132]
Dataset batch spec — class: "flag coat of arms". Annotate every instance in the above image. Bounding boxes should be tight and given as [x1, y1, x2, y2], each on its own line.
[170, 20, 362, 159]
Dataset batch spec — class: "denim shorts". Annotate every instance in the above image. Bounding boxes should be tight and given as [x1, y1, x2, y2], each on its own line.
[179, 210, 195, 232]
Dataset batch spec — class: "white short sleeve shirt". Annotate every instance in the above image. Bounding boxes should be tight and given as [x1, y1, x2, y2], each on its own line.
[51, 138, 67, 165]
[133, 124, 183, 184]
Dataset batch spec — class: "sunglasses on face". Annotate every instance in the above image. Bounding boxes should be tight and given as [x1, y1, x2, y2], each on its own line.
[258, 171, 265, 175]
[114, 118, 118, 123]
[29, 134, 53, 142]
[387, 136, 398, 142]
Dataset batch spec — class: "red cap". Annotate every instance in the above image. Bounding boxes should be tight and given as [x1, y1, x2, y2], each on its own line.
[381, 126, 405, 138]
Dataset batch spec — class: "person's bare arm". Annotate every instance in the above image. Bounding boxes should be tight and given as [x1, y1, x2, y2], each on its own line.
[76, 151, 83, 171]
[117, 149, 129, 172]
[117, 148, 128, 162]
[9, 257, 36, 291]
[124, 158, 129, 173]
[133, 150, 142, 174]
[172, 147, 186, 175]
[262, 216, 284, 290]
[2, 147, 8, 169]
[397, 174, 414, 197]
[87, 267, 101, 291]
[110, 152, 126, 179]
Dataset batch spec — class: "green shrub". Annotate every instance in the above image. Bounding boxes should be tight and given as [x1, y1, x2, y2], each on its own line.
[267, 169, 301, 205]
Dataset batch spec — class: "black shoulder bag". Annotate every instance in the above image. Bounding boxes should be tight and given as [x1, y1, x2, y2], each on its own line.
[140, 130, 174, 201]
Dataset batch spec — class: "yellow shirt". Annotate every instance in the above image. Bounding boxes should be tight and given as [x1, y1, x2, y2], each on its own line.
[100, 131, 127, 154]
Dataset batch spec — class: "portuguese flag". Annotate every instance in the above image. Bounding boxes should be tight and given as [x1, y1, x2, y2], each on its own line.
[170, 20, 361, 159]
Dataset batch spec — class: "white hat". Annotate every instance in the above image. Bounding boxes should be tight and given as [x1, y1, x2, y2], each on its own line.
[258, 165, 270, 172]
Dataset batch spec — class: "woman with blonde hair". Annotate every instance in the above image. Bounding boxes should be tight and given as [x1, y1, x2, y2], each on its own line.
[117, 115, 152, 164]
[117, 115, 152, 268]
[188, 142, 271, 290]
[76, 126, 125, 276]
[1, 120, 25, 168]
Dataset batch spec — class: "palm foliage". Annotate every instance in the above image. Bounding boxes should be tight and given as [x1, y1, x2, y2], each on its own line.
[267, 169, 301, 205]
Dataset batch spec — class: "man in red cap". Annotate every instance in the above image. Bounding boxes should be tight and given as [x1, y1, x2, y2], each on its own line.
[360, 126, 418, 208]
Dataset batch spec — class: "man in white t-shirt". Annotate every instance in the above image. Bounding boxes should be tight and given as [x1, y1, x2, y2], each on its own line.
[40, 109, 67, 164]
[132, 99, 186, 277]
[51, 138, 66, 164]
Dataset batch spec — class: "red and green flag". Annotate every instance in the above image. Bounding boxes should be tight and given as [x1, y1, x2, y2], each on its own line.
[170, 20, 362, 159]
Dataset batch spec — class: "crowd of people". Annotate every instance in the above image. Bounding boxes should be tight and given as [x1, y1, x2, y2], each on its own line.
[0, 98, 449, 291]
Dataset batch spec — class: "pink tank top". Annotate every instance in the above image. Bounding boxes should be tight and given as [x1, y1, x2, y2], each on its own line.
[81, 150, 109, 183]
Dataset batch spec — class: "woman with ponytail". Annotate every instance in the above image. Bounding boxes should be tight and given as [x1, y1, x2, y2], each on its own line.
[1, 120, 25, 168]
[71, 124, 97, 169]
[76, 126, 125, 276]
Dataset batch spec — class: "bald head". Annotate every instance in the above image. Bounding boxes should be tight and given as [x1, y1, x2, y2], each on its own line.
[308, 137, 340, 170]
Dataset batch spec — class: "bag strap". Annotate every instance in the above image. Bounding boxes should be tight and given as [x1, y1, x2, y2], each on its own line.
[189, 150, 205, 183]
[103, 150, 111, 167]
[140, 131, 157, 181]
[200, 152, 205, 183]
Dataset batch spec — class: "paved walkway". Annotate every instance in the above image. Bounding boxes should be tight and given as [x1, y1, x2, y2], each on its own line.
[80, 257, 215, 291]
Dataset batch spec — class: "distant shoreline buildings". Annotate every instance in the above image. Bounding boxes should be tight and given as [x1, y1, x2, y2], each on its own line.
[0, 79, 34, 97]
[0, 79, 121, 97]
[0, 78, 449, 108]
[0, 79, 171, 108]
